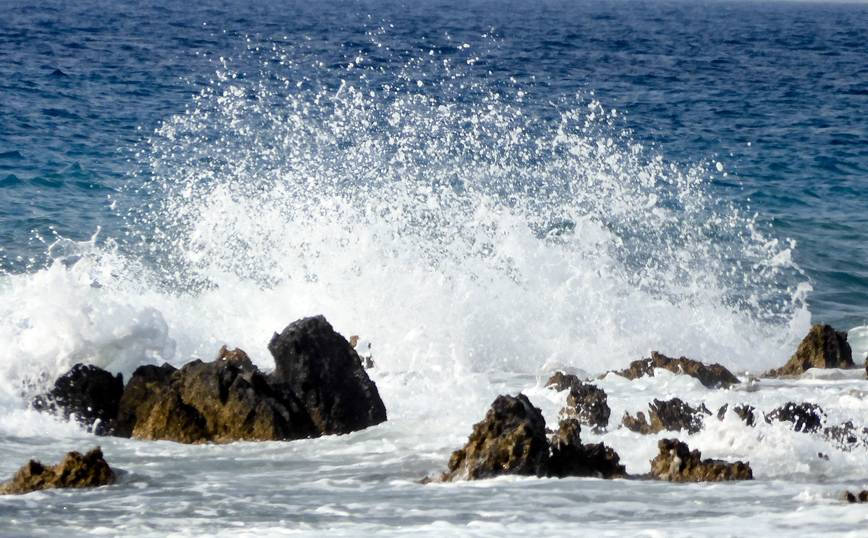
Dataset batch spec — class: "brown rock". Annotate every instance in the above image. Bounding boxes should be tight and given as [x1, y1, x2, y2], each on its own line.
[267, 315, 387, 436]
[31, 364, 124, 435]
[825, 421, 868, 451]
[545, 372, 610, 432]
[608, 352, 740, 389]
[622, 398, 711, 435]
[764, 324, 854, 378]
[650, 439, 752, 482]
[437, 394, 550, 481]
[0, 447, 115, 495]
[548, 418, 625, 479]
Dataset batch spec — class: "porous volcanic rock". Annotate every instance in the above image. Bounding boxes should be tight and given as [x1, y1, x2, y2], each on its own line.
[608, 352, 740, 389]
[267, 315, 387, 436]
[32, 364, 124, 435]
[0, 447, 114, 495]
[545, 372, 610, 432]
[650, 439, 752, 482]
[548, 418, 625, 479]
[764, 324, 854, 378]
[622, 398, 711, 435]
[437, 394, 550, 481]
[765, 402, 825, 433]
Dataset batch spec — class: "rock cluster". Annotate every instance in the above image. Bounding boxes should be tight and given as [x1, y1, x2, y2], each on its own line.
[716, 404, 757, 427]
[846, 490, 868, 503]
[622, 398, 711, 435]
[432, 394, 624, 482]
[765, 402, 824, 433]
[608, 351, 740, 389]
[0, 447, 114, 495]
[763, 324, 854, 378]
[649, 439, 752, 482]
[545, 372, 610, 432]
[34, 316, 386, 444]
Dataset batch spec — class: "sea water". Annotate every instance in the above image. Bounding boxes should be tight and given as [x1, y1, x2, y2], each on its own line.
[1, 0, 868, 535]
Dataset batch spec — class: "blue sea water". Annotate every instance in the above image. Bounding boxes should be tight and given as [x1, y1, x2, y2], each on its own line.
[2, 0, 868, 535]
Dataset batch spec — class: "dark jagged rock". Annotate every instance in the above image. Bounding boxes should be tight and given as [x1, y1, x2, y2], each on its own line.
[32, 364, 124, 435]
[622, 398, 711, 435]
[548, 418, 625, 479]
[650, 439, 752, 482]
[716, 404, 757, 427]
[437, 394, 550, 481]
[608, 351, 740, 389]
[845, 490, 868, 503]
[267, 315, 387, 436]
[117, 356, 316, 444]
[0, 447, 114, 495]
[766, 402, 825, 433]
[764, 324, 854, 378]
[824, 421, 868, 451]
[545, 372, 610, 432]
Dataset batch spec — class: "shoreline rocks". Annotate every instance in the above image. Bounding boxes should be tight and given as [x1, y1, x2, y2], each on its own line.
[33, 316, 387, 444]
[607, 352, 740, 389]
[0, 447, 115, 495]
[763, 324, 854, 378]
[622, 398, 711, 435]
[650, 439, 752, 482]
[545, 372, 611, 432]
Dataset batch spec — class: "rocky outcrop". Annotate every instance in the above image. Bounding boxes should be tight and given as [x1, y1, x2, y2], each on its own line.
[31, 364, 124, 435]
[765, 402, 824, 433]
[268, 315, 387, 436]
[825, 421, 868, 451]
[437, 394, 550, 481]
[0, 447, 114, 495]
[548, 418, 625, 479]
[608, 352, 740, 389]
[545, 372, 610, 432]
[622, 398, 711, 435]
[764, 324, 854, 378]
[650, 439, 752, 482]
[846, 490, 868, 503]
[716, 404, 757, 427]
[36, 316, 387, 444]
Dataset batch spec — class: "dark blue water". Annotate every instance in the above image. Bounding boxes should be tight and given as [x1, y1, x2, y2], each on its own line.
[1, 0, 867, 329]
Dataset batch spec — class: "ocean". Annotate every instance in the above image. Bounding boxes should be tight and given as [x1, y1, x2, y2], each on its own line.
[1, 0, 868, 535]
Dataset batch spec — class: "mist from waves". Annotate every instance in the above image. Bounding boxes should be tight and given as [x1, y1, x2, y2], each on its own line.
[0, 31, 810, 406]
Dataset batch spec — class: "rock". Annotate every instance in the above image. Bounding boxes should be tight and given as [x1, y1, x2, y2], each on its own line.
[716, 404, 757, 427]
[437, 394, 550, 481]
[845, 490, 868, 503]
[548, 418, 625, 479]
[117, 356, 316, 444]
[622, 398, 711, 435]
[32, 364, 124, 435]
[649, 439, 752, 482]
[0, 447, 114, 495]
[545, 372, 610, 432]
[765, 402, 824, 433]
[608, 352, 740, 389]
[824, 421, 868, 451]
[267, 315, 387, 436]
[764, 324, 854, 377]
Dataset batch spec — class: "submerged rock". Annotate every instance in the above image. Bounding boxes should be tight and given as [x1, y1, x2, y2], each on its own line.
[622, 398, 711, 435]
[437, 394, 550, 481]
[765, 402, 825, 433]
[0, 447, 114, 495]
[268, 315, 387, 436]
[764, 324, 854, 378]
[608, 351, 740, 389]
[31, 364, 124, 435]
[825, 421, 868, 451]
[845, 490, 868, 503]
[716, 404, 757, 427]
[545, 372, 610, 432]
[650, 439, 752, 482]
[548, 418, 625, 479]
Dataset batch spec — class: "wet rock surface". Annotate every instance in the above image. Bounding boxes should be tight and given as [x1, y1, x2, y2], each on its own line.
[650, 439, 752, 482]
[717, 404, 757, 427]
[268, 315, 387, 436]
[0, 447, 115, 495]
[548, 418, 625, 479]
[825, 421, 868, 451]
[36, 316, 387, 444]
[766, 402, 825, 433]
[764, 324, 854, 378]
[545, 372, 610, 432]
[845, 490, 868, 503]
[437, 394, 550, 481]
[622, 398, 711, 435]
[608, 351, 740, 389]
[32, 364, 124, 435]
